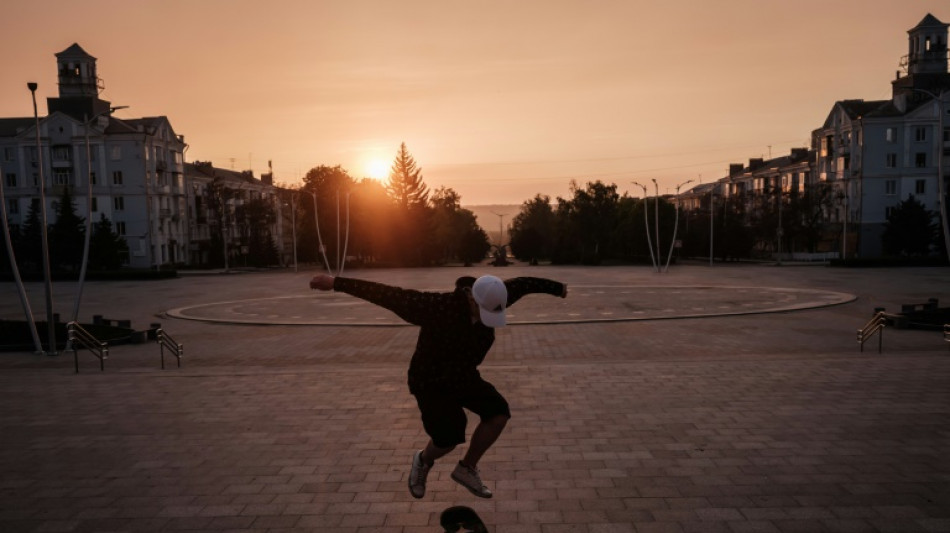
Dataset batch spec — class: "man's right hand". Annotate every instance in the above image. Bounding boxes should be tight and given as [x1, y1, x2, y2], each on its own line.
[310, 274, 335, 291]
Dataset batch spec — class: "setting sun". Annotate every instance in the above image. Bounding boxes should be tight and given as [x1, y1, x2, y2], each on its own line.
[365, 159, 389, 180]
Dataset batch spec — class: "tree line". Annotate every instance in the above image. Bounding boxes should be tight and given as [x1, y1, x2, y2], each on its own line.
[507, 180, 945, 264]
[1, 186, 128, 277]
[4, 142, 944, 275]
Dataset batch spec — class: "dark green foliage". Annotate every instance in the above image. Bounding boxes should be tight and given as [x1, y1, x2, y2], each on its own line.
[50, 187, 85, 271]
[881, 195, 939, 256]
[89, 213, 129, 270]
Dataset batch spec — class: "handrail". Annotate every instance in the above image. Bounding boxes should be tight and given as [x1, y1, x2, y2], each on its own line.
[856, 311, 886, 353]
[66, 321, 108, 373]
[156, 328, 183, 369]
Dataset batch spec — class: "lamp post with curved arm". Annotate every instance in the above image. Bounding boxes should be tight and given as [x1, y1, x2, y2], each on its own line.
[632, 182, 658, 272]
[298, 188, 332, 274]
[28, 82, 57, 355]
[71, 106, 127, 331]
[663, 179, 693, 272]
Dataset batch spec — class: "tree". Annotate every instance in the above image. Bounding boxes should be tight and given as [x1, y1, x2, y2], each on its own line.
[429, 186, 485, 264]
[88, 214, 128, 270]
[458, 226, 491, 266]
[881, 195, 939, 256]
[509, 195, 556, 263]
[383, 144, 433, 266]
[16, 199, 43, 272]
[204, 178, 239, 267]
[50, 186, 85, 271]
[235, 198, 279, 267]
[301, 165, 356, 269]
[554, 181, 622, 264]
[385, 143, 429, 209]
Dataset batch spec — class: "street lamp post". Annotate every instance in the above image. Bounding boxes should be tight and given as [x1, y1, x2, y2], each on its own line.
[0, 160, 42, 353]
[285, 199, 298, 272]
[709, 192, 716, 267]
[299, 189, 332, 274]
[663, 179, 693, 272]
[911, 88, 950, 264]
[651, 179, 660, 269]
[28, 82, 57, 355]
[71, 106, 127, 330]
[777, 180, 784, 266]
[632, 182, 658, 272]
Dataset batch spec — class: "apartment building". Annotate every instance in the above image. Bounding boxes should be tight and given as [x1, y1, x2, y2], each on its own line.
[0, 43, 187, 269]
[680, 13, 949, 259]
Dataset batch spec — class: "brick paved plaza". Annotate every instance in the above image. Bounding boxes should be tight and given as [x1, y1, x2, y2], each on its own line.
[1, 264, 948, 532]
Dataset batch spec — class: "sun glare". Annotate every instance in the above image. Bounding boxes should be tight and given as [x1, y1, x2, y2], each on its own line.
[366, 159, 388, 180]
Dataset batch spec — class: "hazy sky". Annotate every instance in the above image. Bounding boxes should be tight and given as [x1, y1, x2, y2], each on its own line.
[1, 1, 947, 205]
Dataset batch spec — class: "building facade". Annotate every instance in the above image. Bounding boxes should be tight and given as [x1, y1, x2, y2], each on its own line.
[680, 13, 950, 260]
[0, 43, 188, 269]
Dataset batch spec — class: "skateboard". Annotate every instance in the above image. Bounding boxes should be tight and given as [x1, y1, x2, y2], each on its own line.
[440, 505, 488, 533]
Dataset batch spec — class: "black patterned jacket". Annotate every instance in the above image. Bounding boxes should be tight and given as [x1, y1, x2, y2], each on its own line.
[331, 277, 565, 393]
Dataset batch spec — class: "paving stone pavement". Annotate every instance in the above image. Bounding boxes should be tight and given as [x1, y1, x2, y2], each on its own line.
[1, 264, 949, 533]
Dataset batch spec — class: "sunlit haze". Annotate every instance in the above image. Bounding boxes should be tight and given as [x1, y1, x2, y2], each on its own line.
[2, 1, 946, 205]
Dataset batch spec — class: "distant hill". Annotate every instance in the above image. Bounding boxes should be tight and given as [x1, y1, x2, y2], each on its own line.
[464, 204, 521, 244]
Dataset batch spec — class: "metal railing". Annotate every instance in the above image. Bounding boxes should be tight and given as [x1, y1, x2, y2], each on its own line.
[156, 328, 183, 369]
[857, 311, 887, 353]
[67, 321, 108, 373]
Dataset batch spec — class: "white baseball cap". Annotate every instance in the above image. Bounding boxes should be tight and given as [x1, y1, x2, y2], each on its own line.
[471, 275, 508, 328]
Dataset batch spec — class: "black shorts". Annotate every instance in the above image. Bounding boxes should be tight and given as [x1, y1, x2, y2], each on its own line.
[412, 378, 511, 448]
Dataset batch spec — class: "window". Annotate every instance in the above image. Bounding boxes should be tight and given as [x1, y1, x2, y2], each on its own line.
[4, 173, 15, 187]
[53, 169, 70, 185]
[885, 128, 895, 142]
[90, 172, 97, 185]
[885, 206, 895, 219]
[944, 127, 950, 143]
[885, 180, 897, 195]
[52, 146, 70, 162]
[886, 153, 897, 168]
[916, 179, 926, 194]
[113, 196, 124, 211]
[115, 221, 126, 235]
[32, 173, 38, 187]
[91, 197, 98, 212]
[915, 126, 927, 142]
[110, 146, 121, 160]
[3, 147, 14, 161]
[915, 153, 927, 168]
[7, 199, 18, 215]
[112, 171, 123, 185]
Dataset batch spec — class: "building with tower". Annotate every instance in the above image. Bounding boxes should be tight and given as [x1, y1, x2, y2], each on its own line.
[810, 13, 949, 258]
[2, 44, 189, 269]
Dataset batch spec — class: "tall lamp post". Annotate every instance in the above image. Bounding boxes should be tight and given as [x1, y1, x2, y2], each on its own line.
[299, 189, 332, 274]
[28, 82, 57, 355]
[911, 88, 949, 263]
[632, 182, 658, 272]
[663, 179, 693, 272]
[0, 161, 42, 353]
[651, 179, 660, 269]
[71, 106, 127, 330]
[284, 198, 298, 272]
[709, 191, 717, 267]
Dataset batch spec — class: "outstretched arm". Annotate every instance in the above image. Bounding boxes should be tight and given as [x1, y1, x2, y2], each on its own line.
[505, 277, 568, 307]
[309, 275, 451, 326]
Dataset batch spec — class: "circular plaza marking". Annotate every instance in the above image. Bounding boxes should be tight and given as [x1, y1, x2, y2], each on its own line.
[164, 285, 856, 326]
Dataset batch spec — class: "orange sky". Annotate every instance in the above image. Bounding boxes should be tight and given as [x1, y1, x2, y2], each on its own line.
[2, 1, 947, 205]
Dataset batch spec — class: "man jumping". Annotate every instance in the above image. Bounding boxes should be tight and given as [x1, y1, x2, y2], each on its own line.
[309, 274, 567, 499]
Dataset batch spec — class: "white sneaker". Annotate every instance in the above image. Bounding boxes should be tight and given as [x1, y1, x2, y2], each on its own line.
[451, 461, 492, 498]
[408, 450, 431, 499]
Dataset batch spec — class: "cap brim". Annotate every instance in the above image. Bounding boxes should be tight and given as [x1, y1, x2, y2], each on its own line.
[478, 307, 506, 328]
